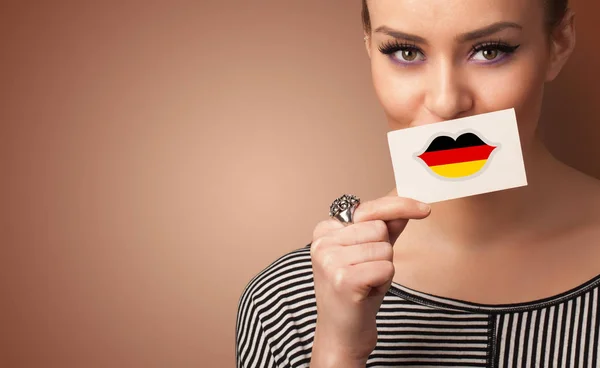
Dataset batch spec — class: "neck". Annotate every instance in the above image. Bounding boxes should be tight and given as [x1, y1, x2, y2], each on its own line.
[403, 137, 573, 248]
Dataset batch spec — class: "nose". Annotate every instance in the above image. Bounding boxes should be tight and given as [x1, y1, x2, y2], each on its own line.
[424, 61, 473, 121]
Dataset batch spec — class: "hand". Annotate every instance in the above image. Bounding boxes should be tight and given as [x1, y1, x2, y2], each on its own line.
[309, 192, 431, 366]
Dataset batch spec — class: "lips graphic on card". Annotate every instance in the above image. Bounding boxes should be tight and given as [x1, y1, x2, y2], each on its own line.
[387, 108, 528, 203]
[416, 132, 498, 179]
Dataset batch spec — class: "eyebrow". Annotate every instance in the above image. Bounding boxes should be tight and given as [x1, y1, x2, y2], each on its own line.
[374, 22, 523, 44]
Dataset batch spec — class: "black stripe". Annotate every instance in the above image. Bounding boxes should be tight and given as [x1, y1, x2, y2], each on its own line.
[245, 303, 264, 366]
[583, 291, 593, 367]
[548, 305, 559, 366]
[513, 311, 524, 365]
[503, 313, 514, 365]
[487, 314, 496, 368]
[375, 337, 487, 344]
[380, 315, 488, 322]
[520, 311, 531, 368]
[254, 329, 269, 368]
[492, 314, 503, 368]
[592, 289, 600, 367]
[566, 298, 578, 365]
[531, 309, 542, 368]
[575, 295, 585, 362]
[377, 322, 488, 329]
[366, 361, 484, 367]
[424, 132, 486, 152]
[377, 329, 487, 336]
[557, 302, 569, 364]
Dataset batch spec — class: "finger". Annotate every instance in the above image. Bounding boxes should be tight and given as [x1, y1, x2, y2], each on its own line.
[313, 193, 429, 243]
[385, 218, 409, 245]
[339, 261, 395, 301]
[331, 220, 390, 246]
[312, 218, 346, 242]
[311, 219, 387, 257]
[353, 196, 430, 224]
[339, 242, 393, 266]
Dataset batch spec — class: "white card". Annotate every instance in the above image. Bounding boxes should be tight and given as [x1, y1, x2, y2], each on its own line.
[387, 108, 528, 203]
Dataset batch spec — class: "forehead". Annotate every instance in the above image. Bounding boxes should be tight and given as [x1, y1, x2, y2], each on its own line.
[368, 0, 543, 35]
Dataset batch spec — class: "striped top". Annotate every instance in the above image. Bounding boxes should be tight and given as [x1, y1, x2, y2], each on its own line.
[236, 244, 600, 368]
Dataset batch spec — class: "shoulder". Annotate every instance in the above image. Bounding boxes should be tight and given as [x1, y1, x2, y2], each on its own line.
[237, 244, 314, 312]
[236, 244, 316, 367]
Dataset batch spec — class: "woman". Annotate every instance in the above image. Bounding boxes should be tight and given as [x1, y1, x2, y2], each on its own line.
[237, 0, 600, 366]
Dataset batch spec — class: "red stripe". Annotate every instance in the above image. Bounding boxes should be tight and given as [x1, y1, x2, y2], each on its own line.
[417, 145, 496, 166]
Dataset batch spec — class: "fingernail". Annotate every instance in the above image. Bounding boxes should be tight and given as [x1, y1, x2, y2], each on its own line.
[418, 202, 431, 212]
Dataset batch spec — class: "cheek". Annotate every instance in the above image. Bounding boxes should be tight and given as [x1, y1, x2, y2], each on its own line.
[474, 53, 547, 143]
[371, 58, 424, 128]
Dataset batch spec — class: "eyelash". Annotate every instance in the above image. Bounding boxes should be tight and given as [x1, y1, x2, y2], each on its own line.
[377, 39, 521, 65]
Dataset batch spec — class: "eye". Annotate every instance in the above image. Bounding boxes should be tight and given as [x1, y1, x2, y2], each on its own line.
[472, 48, 501, 61]
[470, 42, 520, 63]
[378, 40, 426, 64]
[396, 48, 424, 62]
[480, 49, 499, 60]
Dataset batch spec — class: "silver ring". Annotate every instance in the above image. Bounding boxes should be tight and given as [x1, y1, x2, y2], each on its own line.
[329, 194, 360, 226]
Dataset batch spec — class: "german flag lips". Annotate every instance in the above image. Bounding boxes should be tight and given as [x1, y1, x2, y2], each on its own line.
[416, 132, 497, 179]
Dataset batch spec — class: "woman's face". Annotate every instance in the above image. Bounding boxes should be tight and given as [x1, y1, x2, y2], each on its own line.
[366, 0, 567, 150]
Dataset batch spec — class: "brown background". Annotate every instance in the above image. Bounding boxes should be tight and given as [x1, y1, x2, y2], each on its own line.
[1, 1, 598, 367]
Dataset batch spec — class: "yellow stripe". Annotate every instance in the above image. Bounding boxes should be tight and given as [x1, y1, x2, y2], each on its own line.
[429, 160, 488, 178]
